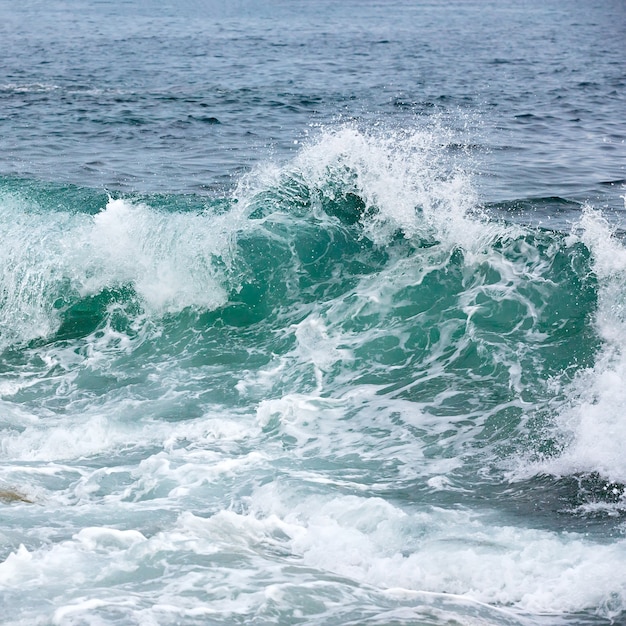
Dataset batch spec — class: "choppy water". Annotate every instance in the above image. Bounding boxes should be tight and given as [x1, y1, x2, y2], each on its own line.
[1, 1, 625, 625]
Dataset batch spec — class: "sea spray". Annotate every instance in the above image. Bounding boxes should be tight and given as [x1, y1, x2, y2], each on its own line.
[0, 192, 241, 351]
[513, 208, 626, 498]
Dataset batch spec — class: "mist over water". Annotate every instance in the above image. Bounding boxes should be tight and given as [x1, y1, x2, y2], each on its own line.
[1, 1, 625, 625]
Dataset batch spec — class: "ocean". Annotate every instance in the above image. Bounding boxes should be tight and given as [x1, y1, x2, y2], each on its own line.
[0, 1, 625, 624]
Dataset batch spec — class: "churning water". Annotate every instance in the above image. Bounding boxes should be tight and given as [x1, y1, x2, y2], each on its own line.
[0, 1, 625, 624]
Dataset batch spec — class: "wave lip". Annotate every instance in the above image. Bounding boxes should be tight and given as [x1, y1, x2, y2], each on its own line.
[237, 125, 497, 251]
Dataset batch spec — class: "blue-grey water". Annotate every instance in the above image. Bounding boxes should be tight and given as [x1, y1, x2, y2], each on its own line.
[0, 1, 625, 624]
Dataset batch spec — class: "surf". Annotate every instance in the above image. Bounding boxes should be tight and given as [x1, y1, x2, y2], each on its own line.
[1, 125, 625, 624]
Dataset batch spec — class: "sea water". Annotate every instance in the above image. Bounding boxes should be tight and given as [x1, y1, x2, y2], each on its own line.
[0, 1, 625, 624]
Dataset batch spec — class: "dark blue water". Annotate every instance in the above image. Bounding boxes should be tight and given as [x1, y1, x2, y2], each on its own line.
[1, 0, 624, 203]
[1, 1, 625, 625]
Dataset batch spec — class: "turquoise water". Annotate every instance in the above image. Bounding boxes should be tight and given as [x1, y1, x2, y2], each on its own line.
[1, 1, 625, 625]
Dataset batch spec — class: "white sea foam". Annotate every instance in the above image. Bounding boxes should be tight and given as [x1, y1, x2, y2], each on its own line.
[1, 490, 624, 624]
[88, 198, 231, 313]
[0, 82, 61, 93]
[247, 486, 626, 619]
[0, 193, 240, 349]
[292, 314, 352, 390]
[236, 124, 506, 254]
[516, 208, 626, 486]
[2, 131, 624, 626]
[0, 193, 77, 348]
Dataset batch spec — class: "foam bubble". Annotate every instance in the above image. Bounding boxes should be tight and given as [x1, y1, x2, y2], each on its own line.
[75, 527, 146, 551]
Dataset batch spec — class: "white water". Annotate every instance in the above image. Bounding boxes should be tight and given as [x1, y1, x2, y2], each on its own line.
[513, 208, 626, 502]
[0, 192, 236, 350]
[1, 131, 626, 625]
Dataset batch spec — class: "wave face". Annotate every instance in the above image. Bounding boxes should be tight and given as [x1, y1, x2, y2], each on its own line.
[1, 127, 625, 625]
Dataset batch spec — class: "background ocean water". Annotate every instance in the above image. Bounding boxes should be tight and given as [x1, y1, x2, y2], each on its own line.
[0, 1, 625, 625]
